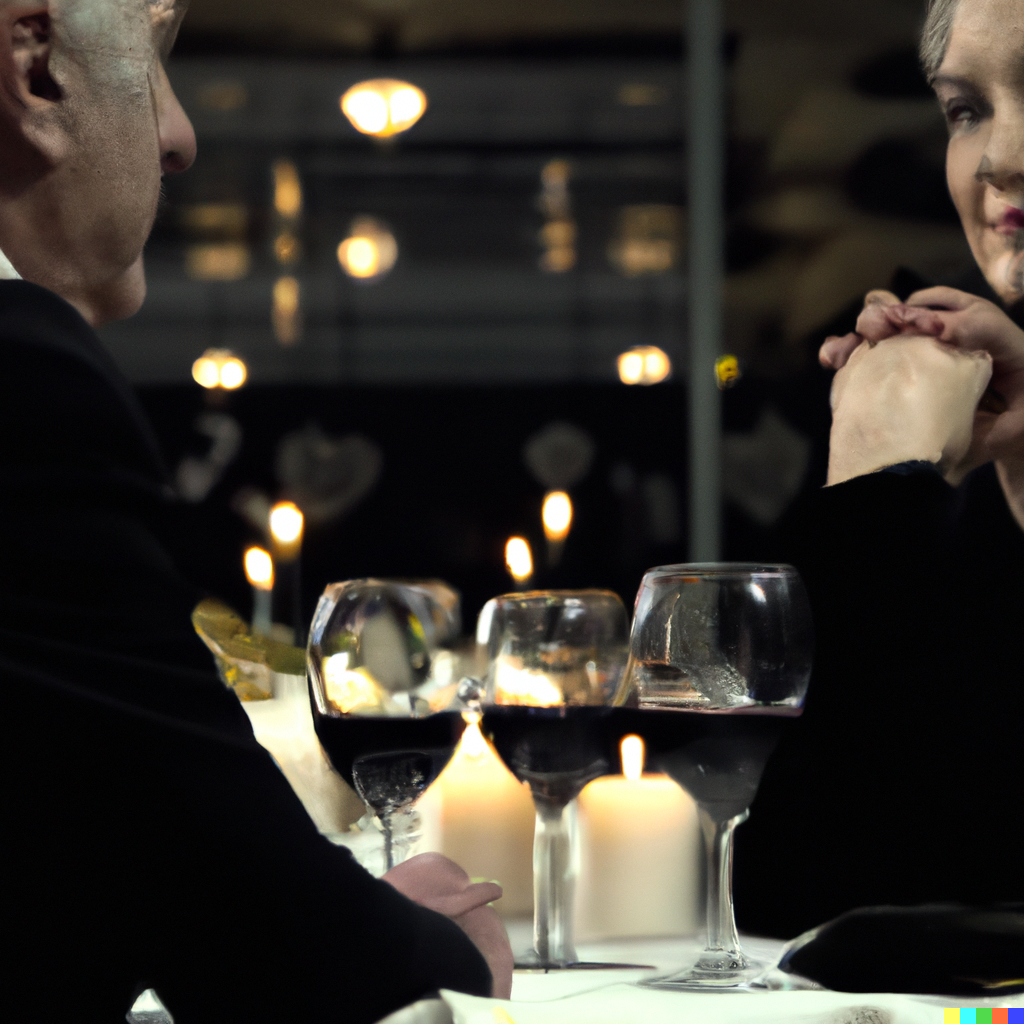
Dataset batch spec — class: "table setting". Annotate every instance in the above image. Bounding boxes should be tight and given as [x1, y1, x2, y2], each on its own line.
[188, 564, 1024, 1024]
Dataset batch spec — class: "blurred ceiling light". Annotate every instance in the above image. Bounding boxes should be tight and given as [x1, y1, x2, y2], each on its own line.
[542, 491, 573, 543]
[617, 345, 671, 386]
[269, 501, 304, 546]
[191, 349, 248, 390]
[185, 243, 250, 282]
[244, 546, 274, 590]
[337, 217, 398, 280]
[540, 246, 576, 274]
[715, 354, 742, 389]
[197, 80, 248, 112]
[541, 160, 571, 189]
[540, 220, 576, 249]
[607, 204, 681, 278]
[341, 79, 427, 138]
[273, 231, 301, 265]
[620, 735, 645, 781]
[505, 537, 533, 583]
[272, 159, 303, 219]
[180, 203, 248, 238]
[272, 276, 302, 347]
[617, 83, 669, 107]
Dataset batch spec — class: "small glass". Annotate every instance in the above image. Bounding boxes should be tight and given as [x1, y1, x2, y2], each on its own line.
[618, 563, 813, 990]
[307, 579, 466, 871]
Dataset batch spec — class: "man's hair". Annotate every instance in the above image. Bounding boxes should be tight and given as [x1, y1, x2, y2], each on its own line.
[920, 0, 962, 80]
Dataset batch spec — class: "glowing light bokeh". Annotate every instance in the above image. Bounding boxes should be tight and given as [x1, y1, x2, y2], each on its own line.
[505, 536, 533, 582]
[244, 547, 274, 590]
[542, 491, 573, 542]
[617, 345, 671, 386]
[341, 79, 427, 138]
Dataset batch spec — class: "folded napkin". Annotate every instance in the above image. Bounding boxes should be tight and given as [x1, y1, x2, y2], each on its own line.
[384, 853, 515, 999]
[440, 984, 946, 1024]
[779, 904, 1024, 996]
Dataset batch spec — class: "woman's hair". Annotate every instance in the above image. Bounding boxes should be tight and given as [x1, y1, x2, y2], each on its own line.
[920, 0, 962, 79]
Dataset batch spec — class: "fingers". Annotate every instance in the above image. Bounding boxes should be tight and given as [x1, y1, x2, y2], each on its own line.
[864, 289, 901, 307]
[820, 332, 861, 369]
[904, 285, 975, 311]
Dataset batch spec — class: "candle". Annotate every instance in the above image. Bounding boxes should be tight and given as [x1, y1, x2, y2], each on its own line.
[244, 546, 274, 636]
[576, 736, 701, 940]
[268, 501, 305, 643]
[504, 536, 533, 591]
[421, 715, 536, 917]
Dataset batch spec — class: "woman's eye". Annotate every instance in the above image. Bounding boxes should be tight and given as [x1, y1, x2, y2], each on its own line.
[943, 99, 981, 129]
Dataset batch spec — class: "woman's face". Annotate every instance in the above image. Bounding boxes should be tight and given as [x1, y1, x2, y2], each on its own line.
[934, 0, 1024, 306]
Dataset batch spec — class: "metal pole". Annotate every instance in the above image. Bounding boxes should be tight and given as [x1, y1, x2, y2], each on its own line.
[687, 0, 724, 561]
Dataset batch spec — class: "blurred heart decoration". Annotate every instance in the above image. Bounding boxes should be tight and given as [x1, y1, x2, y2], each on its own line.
[522, 421, 596, 491]
[275, 424, 383, 526]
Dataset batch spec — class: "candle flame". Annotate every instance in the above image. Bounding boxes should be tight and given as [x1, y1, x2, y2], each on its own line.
[621, 734, 645, 781]
[459, 715, 489, 759]
[244, 546, 274, 590]
[505, 536, 533, 582]
[542, 491, 573, 542]
[493, 661, 562, 707]
[269, 501, 304, 545]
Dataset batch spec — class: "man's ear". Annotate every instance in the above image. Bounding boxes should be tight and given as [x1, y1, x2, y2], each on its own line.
[1, 7, 61, 110]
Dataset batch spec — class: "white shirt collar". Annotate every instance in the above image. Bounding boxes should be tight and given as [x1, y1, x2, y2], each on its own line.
[0, 246, 22, 280]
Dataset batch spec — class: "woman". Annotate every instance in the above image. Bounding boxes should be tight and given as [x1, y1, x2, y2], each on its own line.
[735, 0, 1024, 939]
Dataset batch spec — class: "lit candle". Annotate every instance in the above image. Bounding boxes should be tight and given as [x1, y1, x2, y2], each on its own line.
[542, 491, 572, 567]
[269, 501, 305, 644]
[421, 714, 536, 917]
[243, 546, 274, 636]
[504, 536, 533, 591]
[576, 736, 701, 940]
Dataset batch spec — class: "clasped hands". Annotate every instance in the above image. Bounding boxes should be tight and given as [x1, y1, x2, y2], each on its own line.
[820, 287, 1024, 489]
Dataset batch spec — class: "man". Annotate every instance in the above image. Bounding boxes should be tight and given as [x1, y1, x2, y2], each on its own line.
[1, 2, 507, 1020]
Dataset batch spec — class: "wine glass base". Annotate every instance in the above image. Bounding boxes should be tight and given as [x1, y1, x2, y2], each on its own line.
[639, 955, 772, 991]
[514, 951, 654, 972]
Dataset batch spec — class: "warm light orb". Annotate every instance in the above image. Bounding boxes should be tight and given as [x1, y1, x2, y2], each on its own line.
[505, 536, 533, 582]
[542, 491, 573, 542]
[341, 79, 427, 138]
[337, 217, 398, 281]
[244, 546, 274, 590]
[191, 349, 248, 390]
[620, 735, 645, 781]
[617, 345, 671, 386]
[272, 159, 302, 219]
[269, 501, 304, 545]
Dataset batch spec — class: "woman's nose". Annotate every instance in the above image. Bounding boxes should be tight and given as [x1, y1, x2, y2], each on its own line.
[977, 103, 1024, 196]
[154, 62, 197, 175]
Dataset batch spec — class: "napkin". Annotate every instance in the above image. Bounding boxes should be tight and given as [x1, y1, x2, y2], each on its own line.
[779, 904, 1024, 996]
[384, 853, 515, 999]
[440, 984, 945, 1024]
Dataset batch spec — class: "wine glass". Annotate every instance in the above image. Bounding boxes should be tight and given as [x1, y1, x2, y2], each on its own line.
[307, 579, 466, 872]
[478, 589, 633, 970]
[616, 563, 813, 990]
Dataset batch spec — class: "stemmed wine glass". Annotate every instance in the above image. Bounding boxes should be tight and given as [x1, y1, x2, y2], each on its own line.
[307, 579, 466, 872]
[477, 590, 632, 970]
[616, 564, 812, 989]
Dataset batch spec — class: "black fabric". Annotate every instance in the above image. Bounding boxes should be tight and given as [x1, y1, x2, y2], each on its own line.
[735, 463, 1024, 939]
[0, 280, 491, 1022]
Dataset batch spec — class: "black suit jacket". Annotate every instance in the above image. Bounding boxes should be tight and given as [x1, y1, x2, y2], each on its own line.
[0, 280, 490, 1022]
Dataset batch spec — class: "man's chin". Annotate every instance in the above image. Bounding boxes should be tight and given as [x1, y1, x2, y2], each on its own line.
[88, 258, 148, 326]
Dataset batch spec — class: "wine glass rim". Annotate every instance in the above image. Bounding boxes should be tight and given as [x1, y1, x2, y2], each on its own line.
[491, 588, 623, 604]
[642, 562, 799, 580]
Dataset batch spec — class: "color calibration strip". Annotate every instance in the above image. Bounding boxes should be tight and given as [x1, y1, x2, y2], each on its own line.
[943, 1010, 1024, 1022]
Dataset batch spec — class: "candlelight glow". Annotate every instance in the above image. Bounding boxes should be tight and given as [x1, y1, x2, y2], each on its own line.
[324, 654, 382, 714]
[337, 217, 398, 281]
[272, 160, 303, 219]
[272, 276, 302, 347]
[341, 79, 427, 138]
[493, 662, 563, 707]
[617, 345, 671, 386]
[191, 349, 248, 390]
[185, 242, 250, 281]
[542, 491, 573, 542]
[505, 536, 533, 582]
[244, 546, 274, 590]
[459, 713, 489, 758]
[269, 501, 304, 545]
[621, 735, 645, 781]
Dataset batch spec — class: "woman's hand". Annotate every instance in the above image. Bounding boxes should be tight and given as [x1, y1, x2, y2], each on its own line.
[384, 853, 514, 999]
[827, 335, 992, 486]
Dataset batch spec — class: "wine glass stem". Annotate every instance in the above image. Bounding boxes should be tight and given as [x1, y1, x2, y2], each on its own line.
[532, 797, 579, 966]
[382, 812, 396, 872]
[699, 806, 748, 961]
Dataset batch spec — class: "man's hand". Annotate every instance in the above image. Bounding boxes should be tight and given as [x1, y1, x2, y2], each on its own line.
[384, 853, 514, 999]
[827, 335, 992, 486]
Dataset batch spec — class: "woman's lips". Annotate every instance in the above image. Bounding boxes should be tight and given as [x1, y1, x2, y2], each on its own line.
[996, 206, 1024, 234]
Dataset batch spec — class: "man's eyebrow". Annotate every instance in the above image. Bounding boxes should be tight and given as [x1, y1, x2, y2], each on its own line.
[929, 73, 978, 91]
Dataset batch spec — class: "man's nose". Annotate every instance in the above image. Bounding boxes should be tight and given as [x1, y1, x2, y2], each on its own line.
[154, 63, 197, 175]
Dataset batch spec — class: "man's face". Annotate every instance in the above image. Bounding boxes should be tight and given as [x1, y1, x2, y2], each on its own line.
[934, 0, 1024, 306]
[48, 0, 195, 321]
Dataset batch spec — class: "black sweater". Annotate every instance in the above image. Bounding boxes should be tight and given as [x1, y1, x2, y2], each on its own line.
[0, 280, 491, 1022]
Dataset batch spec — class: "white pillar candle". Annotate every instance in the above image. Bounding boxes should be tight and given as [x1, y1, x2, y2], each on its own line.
[576, 742, 701, 940]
